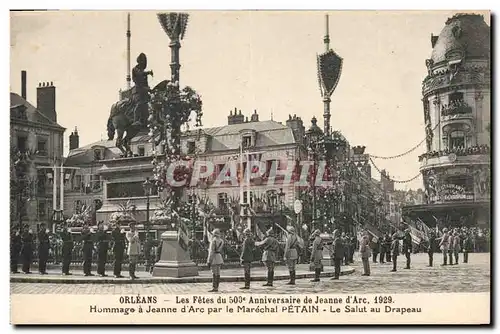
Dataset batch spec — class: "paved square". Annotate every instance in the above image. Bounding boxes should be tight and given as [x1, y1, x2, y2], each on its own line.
[10, 253, 490, 295]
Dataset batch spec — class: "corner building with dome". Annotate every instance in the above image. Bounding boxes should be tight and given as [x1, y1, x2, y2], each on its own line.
[403, 13, 491, 228]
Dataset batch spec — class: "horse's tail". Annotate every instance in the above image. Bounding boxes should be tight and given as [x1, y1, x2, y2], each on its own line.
[107, 114, 115, 140]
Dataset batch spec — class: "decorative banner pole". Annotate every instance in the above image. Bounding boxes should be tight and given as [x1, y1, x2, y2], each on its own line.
[317, 14, 343, 137]
[152, 12, 199, 278]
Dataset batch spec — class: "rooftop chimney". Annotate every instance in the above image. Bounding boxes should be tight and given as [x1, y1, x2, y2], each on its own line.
[37, 81, 57, 122]
[21, 71, 27, 100]
[69, 126, 80, 150]
[250, 109, 259, 122]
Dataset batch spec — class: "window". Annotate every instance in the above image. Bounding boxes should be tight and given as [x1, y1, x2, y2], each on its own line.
[138, 146, 145, 156]
[74, 200, 82, 213]
[187, 141, 196, 155]
[217, 193, 227, 209]
[17, 136, 27, 153]
[37, 140, 47, 155]
[92, 175, 102, 190]
[37, 170, 46, 195]
[94, 149, 102, 161]
[242, 136, 252, 148]
[243, 191, 254, 206]
[73, 174, 82, 190]
[449, 130, 465, 149]
[38, 202, 46, 218]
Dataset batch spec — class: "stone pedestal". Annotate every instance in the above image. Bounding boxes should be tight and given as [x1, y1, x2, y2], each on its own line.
[152, 230, 199, 278]
[320, 233, 333, 266]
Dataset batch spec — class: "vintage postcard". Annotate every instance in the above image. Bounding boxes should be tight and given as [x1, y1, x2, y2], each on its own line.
[9, 10, 491, 325]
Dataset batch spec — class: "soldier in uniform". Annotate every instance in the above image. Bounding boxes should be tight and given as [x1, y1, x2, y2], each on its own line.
[144, 233, 156, 274]
[390, 233, 400, 272]
[349, 234, 356, 263]
[131, 53, 153, 125]
[206, 229, 224, 292]
[96, 222, 110, 277]
[309, 229, 323, 282]
[255, 228, 280, 287]
[371, 236, 380, 264]
[37, 224, 50, 275]
[126, 223, 140, 279]
[439, 228, 451, 265]
[239, 228, 255, 290]
[427, 231, 437, 267]
[463, 231, 473, 264]
[111, 223, 126, 278]
[20, 225, 33, 274]
[359, 231, 371, 276]
[383, 233, 392, 263]
[402, 229, 412, 269]
[81, 225, 94, 276]
[10, 226, 22, 274]
[331, 229, 344, 280]
[452, 229, 461, 265]
[283, 226, 300, 285]
[60, 225, 74, 275]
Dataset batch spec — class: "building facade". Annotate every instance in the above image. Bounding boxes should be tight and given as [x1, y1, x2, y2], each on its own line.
[404, 13, 491, 227]
[10, 71, 66, 228]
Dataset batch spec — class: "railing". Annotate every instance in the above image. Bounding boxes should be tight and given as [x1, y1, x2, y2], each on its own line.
[441, 101, 473, 117]
[419, 145, 490, 162]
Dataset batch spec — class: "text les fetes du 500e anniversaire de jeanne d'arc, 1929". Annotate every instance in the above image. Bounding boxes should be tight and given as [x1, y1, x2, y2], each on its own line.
[88, 295, 423, 316]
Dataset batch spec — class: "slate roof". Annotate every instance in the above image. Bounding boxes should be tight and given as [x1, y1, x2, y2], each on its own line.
[10, 92, 65, 130]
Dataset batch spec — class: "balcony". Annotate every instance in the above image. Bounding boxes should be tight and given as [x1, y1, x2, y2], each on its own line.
[419, 145, 490, 169]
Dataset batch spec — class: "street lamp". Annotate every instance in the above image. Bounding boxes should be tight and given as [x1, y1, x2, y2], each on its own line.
[278, 187, 285, 220]
[188, 188, 197, 240]
[142, 177, 153, 232]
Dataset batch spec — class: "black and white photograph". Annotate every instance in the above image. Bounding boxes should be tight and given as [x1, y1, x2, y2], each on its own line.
[8, 9, 491, 325]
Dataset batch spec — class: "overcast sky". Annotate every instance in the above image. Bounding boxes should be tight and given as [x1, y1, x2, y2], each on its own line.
[9, 10, 490, 190]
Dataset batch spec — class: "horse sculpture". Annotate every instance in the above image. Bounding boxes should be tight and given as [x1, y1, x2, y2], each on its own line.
[107, 80, 169, 157]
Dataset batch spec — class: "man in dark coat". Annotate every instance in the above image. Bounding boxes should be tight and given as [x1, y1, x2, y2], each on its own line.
[60, 225, 74, 275]
[239, 228, 255, 289]
[21, 225, 33, 274]
[349, 235, 356, 263]
[371, 237, 380, 264]
[390, 233, 400, 272]
[10, 226, 22, 273]
[81, 225, 94, 276]
[111, 224, 126, 278]
[402, 229, 412, 269]
[384, 233, 392, 263]
[331, 229, 344, 280]
[341, 233, 349, 265]
[427, 231, 437, 267]
[37, 224, 50, 275]
[96, 222, 110, 277]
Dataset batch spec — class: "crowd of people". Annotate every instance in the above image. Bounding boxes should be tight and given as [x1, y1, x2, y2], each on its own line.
[11, 221, 487, 291]
[10, 222, 158, 278]
[418, 144, 490, 161]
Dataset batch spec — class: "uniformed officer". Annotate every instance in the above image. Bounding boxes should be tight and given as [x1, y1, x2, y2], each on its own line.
[402, 229, 412, 269]
[126, 223, 140, 279]
[207, 228, 224, 292]
[349, 234, 356, 263]
[452, 229, 461, 265]
[255, 228, 280, 287]
[310, 229, 323, 282]
[20, 225, 33, 274]
[383, 233, 392, 263]
[283, 226, 300, 285]
[390, 233, 400, 272]
[37, 224, 50, 275]
[463, 231, 473, 264]
[81, 225, 95, 276]
[331, 229, 344, 280]
[427, 231, 437, 267]
[60, 225, 74, 275]
[111, 223, 126, 278]
[239, 228, 255, 290]
[439, 228, 451, 265]
[359, 231, 371, 276]
[96, 222, 110, 277]
[10, 226, 22, 274]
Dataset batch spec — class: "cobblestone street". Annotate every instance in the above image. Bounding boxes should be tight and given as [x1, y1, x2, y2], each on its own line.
[10, 253, 490, 295]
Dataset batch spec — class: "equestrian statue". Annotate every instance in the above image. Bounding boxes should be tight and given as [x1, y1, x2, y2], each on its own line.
[107, 53, 157, 157]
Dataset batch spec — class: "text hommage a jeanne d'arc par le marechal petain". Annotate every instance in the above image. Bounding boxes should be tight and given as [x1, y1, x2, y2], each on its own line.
[88, 295, 422, 316]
